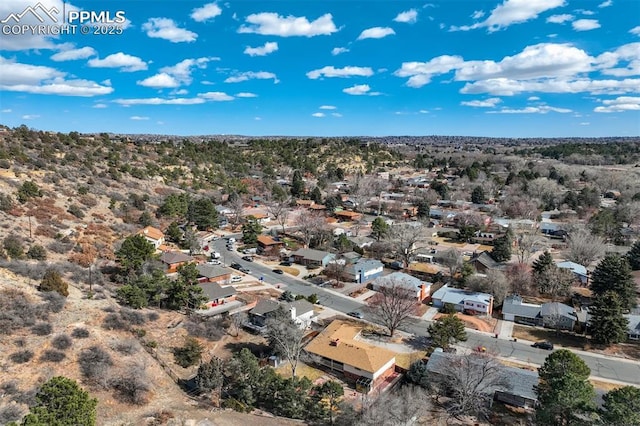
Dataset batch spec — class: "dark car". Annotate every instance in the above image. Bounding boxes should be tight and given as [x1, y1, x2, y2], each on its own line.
[230, 263, 241, 270]
[347, 311, 364, 319]
[280, 261, 292, 266]
[239, 267, 251, 274]
[272, 269, 284, 274]
[241, 256, 253, 262]
[532, 341, 554, 350]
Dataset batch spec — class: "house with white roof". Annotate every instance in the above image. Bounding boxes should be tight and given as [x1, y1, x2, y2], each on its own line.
[371, 272, 432, 301]
[431, 284, 493, 315]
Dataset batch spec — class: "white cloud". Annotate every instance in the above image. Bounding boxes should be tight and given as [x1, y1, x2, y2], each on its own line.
[357, 27, 396, 40]
[419, 110, 429, 114]
[236, 92, 258, 98]
[630, 26, 640, 36]
[598, 0, 613, 7]
[461, 77, 640, 96]
[528, 96, 541, 100]
[115, 97, 206, 105]
[88, 52, 147, 72]
[488, 105, 572, 113]
[394, 55, 465, 87]
[254, 117, 262, 121]
[130, 116, 149, 120]
[546, 14, 574, 24]
[238, 13, 338, 37]
[596, 43, 640, 77]
[244, 42, 279, 56]
[394, 9, 418, 23]
[331, 47, 349, 56]
[172, 89, 188, 95]
[93, 103, 107, 108]
[190, 3, 222, 22]
[306, 66, 374, 79]
[332, 112, 343, 117]
[22, 114, 40, 119]
[594, 96, 640, 112]
[224, 71, 279, 83]
[0, 56, 113, 97]
[471, 10, 485, 19]
[319, 105, 336, 110]
[198, 91, 234, 101]
[461, 97, 502, 107]
[451, 0, 566, 32]
[142, 18, 198, 43]
[576, 9, 595, 15]
[160, 57, 213, 84]
[343, 84, 380, 96]
[572, 19, 600, 31]
[312, 112, 325, 117]
[137, 73, 180, 88]
[50, 46, 96, 61]
[2, 109, 12, 113]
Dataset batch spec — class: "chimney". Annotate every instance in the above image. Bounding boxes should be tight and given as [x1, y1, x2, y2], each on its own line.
[330, 339, 340, 346]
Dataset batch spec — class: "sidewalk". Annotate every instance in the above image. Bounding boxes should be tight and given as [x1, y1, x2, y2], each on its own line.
[421, 307, 439, 321]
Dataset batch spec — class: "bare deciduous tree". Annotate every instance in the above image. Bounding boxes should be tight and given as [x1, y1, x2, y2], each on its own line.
[228, 195, 245, 228]
[359, 385, 435, 426]
[265, 196, 292, 235]
[515, 232, 547, 264]
[434, 353, 510, 421]
[565, 226, 606, 266]
[228, 312, 247, 338]
[294, 210, 327, 248]
[506, 263, 535, 296]
[265, 308, 306, 377]
[366, 279, 419, 337]
[467, 270, 510, 305]
[389, 223, 424, 268]
[439, 248, 464, 285]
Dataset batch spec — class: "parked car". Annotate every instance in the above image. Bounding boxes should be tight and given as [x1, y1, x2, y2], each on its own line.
[226, 245, 234, 251]
[241, 256, 253, 262]
[227, 237, 236, 243]
[272, 269, 284, 274]
[207, 260, 221, 265]
[231, 275, 242, 283]
[280, 261, 292, 266]
[230, 263, 241, 270]
[239, 267, 251, 274]
[532, 341, 554, 350]
[347, 311, 364, 319]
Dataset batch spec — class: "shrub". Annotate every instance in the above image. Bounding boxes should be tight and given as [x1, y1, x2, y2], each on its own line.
[173, 337, 203, 368]
[26, 244, 47, 261]
[71, 328, 90, 338]
[40, 350, 66, 363]
[0, 193, 14, 212]
[0, 403, 25, 424]
[109, 363, 151, 405]
[39, 269, 69, 297]
[17, 180, 42, 203]
[48, 240, 73, 254]
[3, 234, 24, 259]
[40, 291, 66, 313]
[102, 313, 128, 331]
[184, 317, 225, 341]
[9, 350, 33, 364]
[112, 339, 140, 355]
[51, 334, 72, 350]
[31, 322, 53, 336]
[147, 311, 159, 321]
[67, 204, 85, 219]
[145, 340, 158, 349]
[78, 346, 113, 387]
[119, 308, 147, 326]
[1, 381, 19, 396]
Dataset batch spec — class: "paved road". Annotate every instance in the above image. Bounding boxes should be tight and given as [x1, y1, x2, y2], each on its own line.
[212, 236, 640, 386]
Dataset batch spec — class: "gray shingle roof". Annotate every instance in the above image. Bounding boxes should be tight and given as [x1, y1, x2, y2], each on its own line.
[541, 302, 576, 320]
[196, 264, 232, 278]
[292, 248, 333, 262]
[372, 272, 426, 292]
[502, 296, 542, 319]
[431, 284, 492, 306]
[160, 251, 193, 264]
[199, 282, 237, 301]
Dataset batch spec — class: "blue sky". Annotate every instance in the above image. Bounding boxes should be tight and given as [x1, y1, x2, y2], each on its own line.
[0, 0, 639, 137]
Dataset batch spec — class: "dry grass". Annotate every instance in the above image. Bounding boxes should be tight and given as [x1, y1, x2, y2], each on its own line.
[278, 266, 299, 276]
[276, 362, 325, 381]
[590, 379, 625, 392]
[394, 351, 426, 370]
[512, 325, 588, 349]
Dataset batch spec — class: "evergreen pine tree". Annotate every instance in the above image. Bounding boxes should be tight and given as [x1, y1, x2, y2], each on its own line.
[626, 240, 640, 271]
[532, 251, 554, 275]
[490, 234, 512, 262]
[590, 253, 636, 309]
[589, 291, 629, 346]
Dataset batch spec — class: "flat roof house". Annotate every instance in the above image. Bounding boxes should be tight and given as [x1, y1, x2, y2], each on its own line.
[292, 248, 335, 268]
[371, 272, 431, 301]
[305, 320, 397, 393]
[431, 284, 493, 315]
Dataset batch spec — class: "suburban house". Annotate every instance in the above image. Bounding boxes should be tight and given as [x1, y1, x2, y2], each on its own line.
[256, 235, 285, 256]
[335, 210, 363, 222]
[195, 231, 219, 248]
[470, 251, 504, 273]
[159, 251, 194, 273]
[249, 212, 271, 225]
[292, 248, 335, 268]
[137, 226, 165, 250]
[426, 350, 539, 409]
[625, 314, 640, 340]
[502, 296, 578, 330]
[371, 272, 431, 301]
[305, 320, 397, 393]
[196, 264, 233, 285]
[345, 259, 384, 284]
[296, 199, 315, 208]
[348, 235, 376, 249]
[340, 251, 362, 265]
[246, 299, 316, 332]
[431, 284, 494, 315]
[199, 282, 237, 307]
[556, 261, 589, 285]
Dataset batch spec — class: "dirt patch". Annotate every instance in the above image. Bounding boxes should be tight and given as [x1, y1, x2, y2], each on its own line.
[434, 312, 497, 333]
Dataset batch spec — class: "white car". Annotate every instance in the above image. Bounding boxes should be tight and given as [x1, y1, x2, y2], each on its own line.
[207, 260, 221, 265]
[231, 275, 242, 283]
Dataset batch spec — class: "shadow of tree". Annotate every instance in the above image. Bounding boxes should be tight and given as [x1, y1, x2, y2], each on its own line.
[224, 341, 272, 358]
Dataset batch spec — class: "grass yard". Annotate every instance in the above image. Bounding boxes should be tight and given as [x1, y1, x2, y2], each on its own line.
[278, 266, 300, 276]
[276, 362, 325, 381]
[512, 325, 588, 349]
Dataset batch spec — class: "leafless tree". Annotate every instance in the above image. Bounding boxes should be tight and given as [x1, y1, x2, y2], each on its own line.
[439, 248, 464, 285]
[324, 261, 348, 287]
[388, 223, 424, 267]
[359, 385, 435, 426]
[515, 232, 547, 264]
[349, 175, 375, 213]
[434, 353, 510, 421]
[467, 270, 510, 305]
[228, 195, 244, 228]
[294, 210, 327, 248]
[506, 263, 535, 296]
[500, 194, 539, 220]
[536, 267, 575, 300]
[565, 226, 606, 266]
[366, 279, 419, 337]
[265, 309, 306, 377]
[227, 312, 247, 338]
[265, 196, 292, 235]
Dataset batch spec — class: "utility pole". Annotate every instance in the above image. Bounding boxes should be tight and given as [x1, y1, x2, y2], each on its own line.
[28, 215, 32, 239]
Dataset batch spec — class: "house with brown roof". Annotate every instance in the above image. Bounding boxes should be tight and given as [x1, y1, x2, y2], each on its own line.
[305, 320, 397, 393]
[257, 234, 285, 256]
[137, 226, 165, 250]
[159, 251, 194, 273]
[335, 210, 363, 222]
[296, 199, 315, 208]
